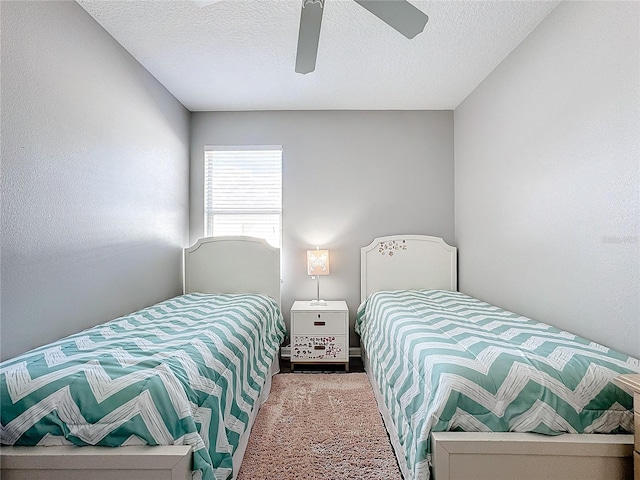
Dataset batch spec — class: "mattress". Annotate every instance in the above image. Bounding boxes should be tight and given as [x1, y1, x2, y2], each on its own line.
[355, 289, 640, 480]
[0, 292, 286, 480]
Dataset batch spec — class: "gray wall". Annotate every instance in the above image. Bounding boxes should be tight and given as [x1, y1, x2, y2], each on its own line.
[1, 1, 190, 360]
[454, 1, 639, 356]
[190, 111, 454, 343]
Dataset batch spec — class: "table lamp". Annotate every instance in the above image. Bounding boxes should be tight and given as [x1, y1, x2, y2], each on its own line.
[307, 247, 330, 306]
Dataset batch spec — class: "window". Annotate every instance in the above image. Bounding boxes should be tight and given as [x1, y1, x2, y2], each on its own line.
[204, 146, 282, 248]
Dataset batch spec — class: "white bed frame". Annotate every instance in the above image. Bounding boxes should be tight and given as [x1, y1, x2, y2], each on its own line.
[184, 236, 280, 302]
[360, 234, 634, 480]
[1, 236, 282, 480]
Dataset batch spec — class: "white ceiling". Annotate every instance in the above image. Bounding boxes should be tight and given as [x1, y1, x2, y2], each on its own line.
[77, 0, 560, 111]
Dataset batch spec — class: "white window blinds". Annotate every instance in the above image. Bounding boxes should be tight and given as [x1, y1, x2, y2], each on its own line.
[204, 146, 282, 248]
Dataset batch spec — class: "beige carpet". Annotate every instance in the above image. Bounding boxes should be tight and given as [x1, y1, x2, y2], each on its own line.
[237, 373, 402, 480]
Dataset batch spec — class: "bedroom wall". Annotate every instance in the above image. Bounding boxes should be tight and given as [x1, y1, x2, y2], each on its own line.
[454, 1, 639, 356]
[190, 111, 454, 344]
[0, 1, 190, 361]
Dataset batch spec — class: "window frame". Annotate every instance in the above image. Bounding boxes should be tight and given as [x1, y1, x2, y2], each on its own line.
[203, 145, 283, 249]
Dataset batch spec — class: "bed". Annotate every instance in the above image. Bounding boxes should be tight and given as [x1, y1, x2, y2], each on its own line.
[0, 236, 285, 480]
[357, 234, 639, 480]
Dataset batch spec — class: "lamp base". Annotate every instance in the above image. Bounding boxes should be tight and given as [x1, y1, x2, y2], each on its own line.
[309, 299, 327, 306]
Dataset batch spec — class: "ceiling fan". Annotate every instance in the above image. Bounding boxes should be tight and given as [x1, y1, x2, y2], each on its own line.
[296, 0, 429, 74]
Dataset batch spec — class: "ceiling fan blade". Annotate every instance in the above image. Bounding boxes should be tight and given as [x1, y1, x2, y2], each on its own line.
[353, 0, 428, 39]
[295, 0, 325, 74]
[191, 0, 223, 7]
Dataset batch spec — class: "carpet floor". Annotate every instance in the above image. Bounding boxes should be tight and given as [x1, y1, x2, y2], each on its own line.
[237, 373, 402, 480]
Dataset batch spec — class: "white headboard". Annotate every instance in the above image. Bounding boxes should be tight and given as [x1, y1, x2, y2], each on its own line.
[361, 234, 457, 302]
[184, 236, 280, 304]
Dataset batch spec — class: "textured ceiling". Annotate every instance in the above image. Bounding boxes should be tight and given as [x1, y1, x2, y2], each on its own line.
[77, 0, 559, 111]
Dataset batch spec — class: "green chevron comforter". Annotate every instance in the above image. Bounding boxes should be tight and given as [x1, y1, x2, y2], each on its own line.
[0, 292, 286, 480]
[356, 289, 640, 480]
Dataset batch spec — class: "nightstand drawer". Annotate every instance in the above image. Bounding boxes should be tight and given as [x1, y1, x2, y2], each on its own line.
[292, 335, 347, 361]
[292, 311, 347, 335]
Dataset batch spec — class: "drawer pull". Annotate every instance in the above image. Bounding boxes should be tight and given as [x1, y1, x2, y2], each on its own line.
[314, 345, 326, 350]
[314, 321, 326, 326]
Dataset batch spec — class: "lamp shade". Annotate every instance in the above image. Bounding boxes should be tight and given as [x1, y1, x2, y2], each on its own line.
[307, 249, 330, 276]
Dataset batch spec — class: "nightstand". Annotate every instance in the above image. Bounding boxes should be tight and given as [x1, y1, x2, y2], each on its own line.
[615, 374, 640, 480]
[290, 300, 349, 371]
